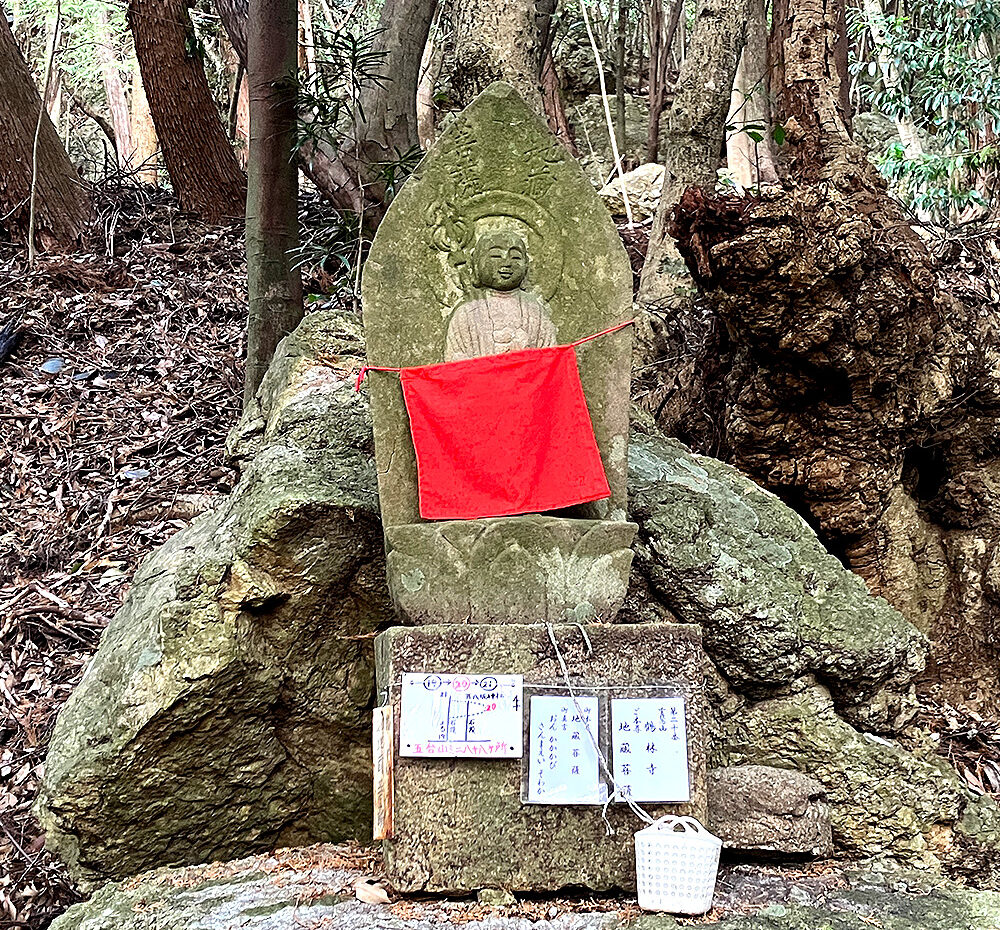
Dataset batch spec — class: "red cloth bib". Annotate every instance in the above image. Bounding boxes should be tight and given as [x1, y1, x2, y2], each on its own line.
[398, 345, 610, 520]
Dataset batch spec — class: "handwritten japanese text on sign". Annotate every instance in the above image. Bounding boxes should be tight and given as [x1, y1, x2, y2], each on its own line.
[527, 694, 604, 804]
[611, 698, 689, 802]
[399, 673, 523, 758]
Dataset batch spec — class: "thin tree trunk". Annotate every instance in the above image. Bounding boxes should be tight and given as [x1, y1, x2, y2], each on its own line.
[216, 0, 434, 219]
[127, 0, 246, 221]
[540, 47, 577, 153]
[45, 68, 61, 123]
[244, 0, 303, 404]
[416, 17, 442, 148]
[451, 0, 539, 110]
[639, 0, 750, 303]
[646, 0, 683, 162]
[725, 0, 778, 186]
[0, 12, 90, 248]
[95, 8, 133, 169]
[130, 65, 158, 184]
[298, 0, 318, 92]
[614, 0, 627, 151]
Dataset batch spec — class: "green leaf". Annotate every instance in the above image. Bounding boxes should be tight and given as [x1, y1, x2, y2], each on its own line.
[772, 124, 786, 145]
[746, 130, 764, 143]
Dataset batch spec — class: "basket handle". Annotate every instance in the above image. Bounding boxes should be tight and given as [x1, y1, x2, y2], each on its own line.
[650, 815, 707, 834]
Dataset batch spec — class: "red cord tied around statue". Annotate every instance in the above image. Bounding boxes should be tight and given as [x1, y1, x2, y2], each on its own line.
[356, 319, 634, 521]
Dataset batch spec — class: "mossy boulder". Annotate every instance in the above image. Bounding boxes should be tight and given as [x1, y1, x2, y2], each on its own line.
[36, 311, 393, 887]
[628, 429, 928, 734]
[713, 682, 966, 864]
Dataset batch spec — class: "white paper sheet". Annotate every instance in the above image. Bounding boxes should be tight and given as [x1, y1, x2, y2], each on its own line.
[399, 673, 523, 758]
[610, 697, 689, 802]
[527, 694, 604, 804]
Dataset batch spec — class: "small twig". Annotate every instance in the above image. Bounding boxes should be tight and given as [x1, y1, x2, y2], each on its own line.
[28, 0, 63, 265]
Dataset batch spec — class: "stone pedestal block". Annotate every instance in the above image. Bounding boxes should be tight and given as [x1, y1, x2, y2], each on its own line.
[386, 516, 637, 624]
[375, 622, 708, 893]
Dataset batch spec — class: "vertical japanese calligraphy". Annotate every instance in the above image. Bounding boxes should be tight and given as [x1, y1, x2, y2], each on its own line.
[610, 698, 689, 802]
[527, 694, 604, 804]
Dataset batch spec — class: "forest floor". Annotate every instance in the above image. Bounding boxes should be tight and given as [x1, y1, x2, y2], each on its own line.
[0, 186, 997, 930]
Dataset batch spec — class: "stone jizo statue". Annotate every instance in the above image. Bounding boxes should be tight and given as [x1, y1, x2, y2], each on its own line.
[444, 230, 557, 361]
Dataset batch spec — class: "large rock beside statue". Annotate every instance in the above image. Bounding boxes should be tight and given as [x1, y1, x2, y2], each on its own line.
[34, 312, 394, 887]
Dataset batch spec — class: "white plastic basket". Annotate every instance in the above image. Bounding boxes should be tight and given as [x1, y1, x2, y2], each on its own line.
[634, 815, 723, 914]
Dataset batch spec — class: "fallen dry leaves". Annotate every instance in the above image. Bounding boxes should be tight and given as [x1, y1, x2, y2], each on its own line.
[0, 193, 247, 929]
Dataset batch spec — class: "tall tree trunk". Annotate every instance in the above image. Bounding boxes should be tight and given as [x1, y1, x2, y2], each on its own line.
[95, 8, 133, 169]
[216, 0, 435, 220]
[540, 47, 577, 153]
[614, 0, 627, 151]
[130, 65, 159, 184]
[768, 0, 851, 173]
[127, 0, 246, 221]
[645, 0, 683, 163]
[637, 0, 749, 303]
[450, 0, 540, 110]
[416, 16, 443, 148]
[0, 13, 90, 248]
[725, 0, 778, 186]
[244, 0, 303, 404]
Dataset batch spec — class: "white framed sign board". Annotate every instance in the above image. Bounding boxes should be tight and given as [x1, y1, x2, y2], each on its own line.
[399, 673, 523, 758]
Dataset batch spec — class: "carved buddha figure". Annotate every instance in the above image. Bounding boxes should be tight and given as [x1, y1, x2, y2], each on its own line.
[444, 230, 557, 361]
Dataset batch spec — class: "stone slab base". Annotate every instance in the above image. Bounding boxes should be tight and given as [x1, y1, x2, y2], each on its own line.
[385, 516, 637, 624]
[374, 622, 707, 893]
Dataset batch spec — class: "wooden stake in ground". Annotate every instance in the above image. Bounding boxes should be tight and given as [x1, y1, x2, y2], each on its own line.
[244, 0, 303, 404]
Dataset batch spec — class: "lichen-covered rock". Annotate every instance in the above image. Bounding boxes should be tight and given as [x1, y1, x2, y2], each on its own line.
[36, 310, 393, 887]
[628, 429, 928, 733]
[49, 848, 1000, 930]
[714, 682, 966, 864]
[708, 765, 832, 856]
[599, 163, 665, 220]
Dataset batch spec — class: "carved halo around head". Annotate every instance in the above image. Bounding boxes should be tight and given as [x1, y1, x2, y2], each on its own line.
[429, 191, 565, 302]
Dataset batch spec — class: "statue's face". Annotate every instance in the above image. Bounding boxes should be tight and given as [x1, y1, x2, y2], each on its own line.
[473, 233, 528, 291]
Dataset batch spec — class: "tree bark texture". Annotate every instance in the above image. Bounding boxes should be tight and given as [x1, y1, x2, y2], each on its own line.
[0, 13, 90, 248]
[450, 0, 540, 110]
[244, 0, 303, 404]
[768, 0, 851, 174]
[667, 177, 1000, 713]
[636, 0, 749, 307]
[645, 0, 999, 712]
[216, 0, 435, 219]
[725, 0, 777, 187]
[127, 0, 246, 221]
[95, 7, 133, 170]
[540, 47, 576, 154]
[130, 65, 159, 184]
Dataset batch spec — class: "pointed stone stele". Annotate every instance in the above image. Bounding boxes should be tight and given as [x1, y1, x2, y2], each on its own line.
[361, 81, 638, 624]
[362, 84, 709, 894]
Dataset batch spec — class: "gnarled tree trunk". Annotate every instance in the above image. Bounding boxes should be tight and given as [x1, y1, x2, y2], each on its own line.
[659, 0, 1000, 713]
[127, 0, 245, 221]
[0, 12, 90, 248]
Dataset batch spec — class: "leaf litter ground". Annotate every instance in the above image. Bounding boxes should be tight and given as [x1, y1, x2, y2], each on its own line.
[0, 191, 246, 928]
